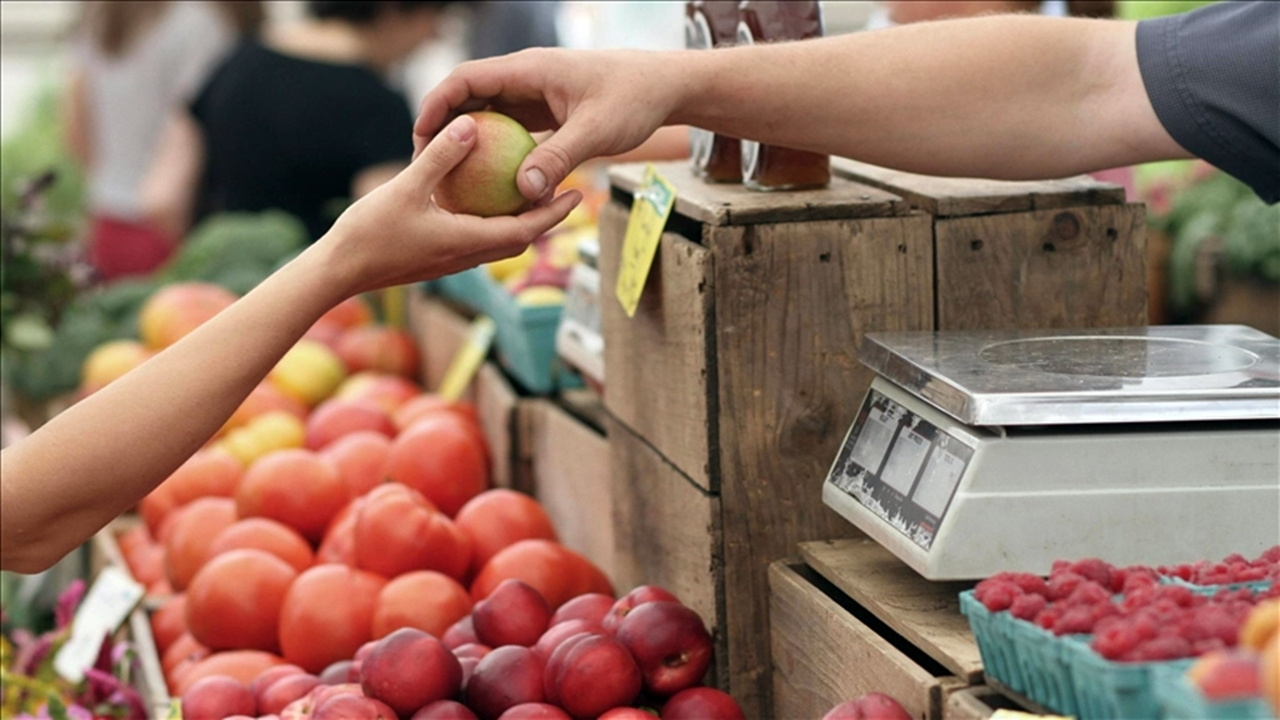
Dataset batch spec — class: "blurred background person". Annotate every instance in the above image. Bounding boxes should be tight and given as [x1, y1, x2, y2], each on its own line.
[64, 1, 263, 281]
[146, 1, 454, 244]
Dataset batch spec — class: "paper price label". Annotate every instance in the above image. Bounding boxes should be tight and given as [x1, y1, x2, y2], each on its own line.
[437, 316, 496, 401]
[615, 165, 676, 318]
[54, 566, 145, 683]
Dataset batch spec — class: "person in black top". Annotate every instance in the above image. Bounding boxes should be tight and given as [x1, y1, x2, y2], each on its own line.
[147, 1, 455, 241]
[412, 1, 1278, 207]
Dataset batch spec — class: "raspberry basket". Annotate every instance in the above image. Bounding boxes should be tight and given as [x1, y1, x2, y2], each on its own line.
[1151, 662, 1274, 720]
[1063, 637, 1191, 720]
[960, 590, 1080, 714]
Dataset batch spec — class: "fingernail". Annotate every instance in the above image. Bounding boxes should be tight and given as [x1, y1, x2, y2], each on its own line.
[447, 115, 475, 142]
[524, 167, 547, 197]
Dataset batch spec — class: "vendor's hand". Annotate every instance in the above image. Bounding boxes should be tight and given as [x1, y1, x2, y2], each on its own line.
[413, 48, 679, 202]
[322, 114, 582, 297]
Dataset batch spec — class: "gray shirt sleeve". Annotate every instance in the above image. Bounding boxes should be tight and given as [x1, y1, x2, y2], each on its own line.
[1136, 1, 1279, 204]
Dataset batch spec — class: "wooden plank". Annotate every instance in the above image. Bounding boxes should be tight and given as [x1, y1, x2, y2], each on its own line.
[599, 202, 717, 491]
[608, 161, 907, 226]
[945, 686, 1028, 719]
[832, 157, 1125, 217]
[474, 362, 520, 490]
[408, 291, 476, 397]
[556, 388, 606, 434]
[526, 400, 615, 580]
[770, 561, 966, 720]
[709, 213, 935, 711]
[605, 414, 726, 695]
[800, 538, 984, 684]
[935, 204, 1148, 330]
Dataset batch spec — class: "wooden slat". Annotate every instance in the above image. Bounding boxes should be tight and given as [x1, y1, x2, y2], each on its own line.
[709, 213, 935, 712]
[608, 161, 907, 226]
[474, 362, 520, 491]
[526, 400, 615, 580]
[770, 561, 966, 720]
[800, 538, 983, 683]
[935, 203, 1148, 330]
[605, 414, 727, 696]
[599, 204, 717, 491]
[945, 687, 1028, 719]
[832, 157, 1125, 217]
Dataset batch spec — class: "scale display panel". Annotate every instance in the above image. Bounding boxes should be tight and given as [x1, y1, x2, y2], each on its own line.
[828, 388, 975, 551]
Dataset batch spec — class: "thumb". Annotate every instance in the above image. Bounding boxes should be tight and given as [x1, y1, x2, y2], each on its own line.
[517, 121, 597, 201]
[407, 114, 478, 191]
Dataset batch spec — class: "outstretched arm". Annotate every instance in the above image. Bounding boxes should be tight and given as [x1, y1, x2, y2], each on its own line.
[415, 14, 1188, 201]
[0, 115, 581, 574]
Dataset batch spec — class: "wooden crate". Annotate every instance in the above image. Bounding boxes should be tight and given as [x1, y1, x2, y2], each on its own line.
[90, 519, 173, 718]
[771, 538, 1012, 720]
[517, 396, 615, 580]
[408, 290, 527, 490]
[599, 160, 1148, 714]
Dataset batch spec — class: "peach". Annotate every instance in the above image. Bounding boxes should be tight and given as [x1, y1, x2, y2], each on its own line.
[139, 282, 237, 350]
[597, 710, 656, 720]
[319, 660, 356, 685]
[335, 372, 422, 414]
[547, 634, 642, 718]
[1191, 649, 1262, 701]
[822, 693, 913, 720]
[443, 616, 479, 649]
[465, 646, 546, 720]
[497, 704, 571, 719]
[361, 628, 462, 717]
[615, 601, 711, 696]
[1240, 599, 1280, 652]
[250, 664, 306, 704]
[660, 687, 744, 720]
[259, 674, 324, 716]
[473, 579, 552, 648]
[336, 325, 420, 379]
[434, 111, 537, 217]
[1261, 634, 1278, 713]
[305, 399, 395, 450]
[603, 586, 680, 634]
[549, 593, 615, 628]
[412, 700, 481, 720]
[269, 340, 348, 407]
[180, 675, 255, 720]
[218, 411, 306, 467]
[312, 693, 398, 720]
[534, 619, 604, 663]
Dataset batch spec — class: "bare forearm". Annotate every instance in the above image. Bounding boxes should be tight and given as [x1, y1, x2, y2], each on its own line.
[671, 15, 1184, 179]
[0, 242, 349, 572]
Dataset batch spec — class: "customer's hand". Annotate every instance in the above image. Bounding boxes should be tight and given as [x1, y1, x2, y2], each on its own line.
[413, 48, 680, 203]
[324, 113, 582, 297]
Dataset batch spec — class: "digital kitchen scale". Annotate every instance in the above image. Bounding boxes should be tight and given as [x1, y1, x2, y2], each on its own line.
[822, 325, 1280, 580]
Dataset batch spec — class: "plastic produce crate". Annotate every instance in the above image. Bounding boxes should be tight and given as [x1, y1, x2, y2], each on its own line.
[1153, 662, 1274, 720]
[1064, 637, 1192, 720]
[424, 269, 582, 394]
[959, 590, 1079, 715]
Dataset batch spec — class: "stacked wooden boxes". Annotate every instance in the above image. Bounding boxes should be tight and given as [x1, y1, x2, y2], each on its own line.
[598, 160, 1146, 716]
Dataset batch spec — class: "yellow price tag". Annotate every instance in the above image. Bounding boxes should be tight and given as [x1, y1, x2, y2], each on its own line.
[437, 316, 496, 401]
[615, 164, 677, 318]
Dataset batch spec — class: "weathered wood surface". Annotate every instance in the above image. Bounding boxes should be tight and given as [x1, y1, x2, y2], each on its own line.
[609, 161, 908, 226]
[934, 203, 1148, 330]
[524, 399, 615, 580]
[800, 538, 984, 683]
[605, 413, 727, 697]
[832, 157, 1126, 217]
[708, 213, 935, 711]
[770, 561, 968, 720]
[600, 202, 717, 491]
[945, 686, 1027, 719]
[474, 362, 520, 491]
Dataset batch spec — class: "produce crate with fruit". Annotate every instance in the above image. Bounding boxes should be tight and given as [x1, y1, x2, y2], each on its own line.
[598, 160, 1146, 716]
[769, 538, 985, 720]
[961, 550, 1280, 719]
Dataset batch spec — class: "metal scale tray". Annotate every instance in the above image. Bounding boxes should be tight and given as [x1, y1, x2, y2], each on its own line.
[858, 325, 1280, 427]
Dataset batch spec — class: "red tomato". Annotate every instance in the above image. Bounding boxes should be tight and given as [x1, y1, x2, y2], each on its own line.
[164, 497, 238, 591]
[174, 650, 285, 696]
[209, 517, 314, 573]
[186, 549, 298, 652]
[372, 571, 473, 640]
[353, 484, 471, 581]
[454, 490, 558, 577]
[235, 449, 347, 543]
[385, 414, 489, 517]
[278, 564, 387, 673]
[471, 540, 614, 610]
[150, 594, 188, 655]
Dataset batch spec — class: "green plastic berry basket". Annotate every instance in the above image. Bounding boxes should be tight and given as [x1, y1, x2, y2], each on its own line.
[1152, 662, 1274, 720]
[1161, 576, 1275, 596]
[1064, 636, 1193, 720]
[960, 590, 1085, 713]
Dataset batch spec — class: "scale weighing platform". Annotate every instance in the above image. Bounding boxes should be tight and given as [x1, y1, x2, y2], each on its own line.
[822, 325, 1280, 580]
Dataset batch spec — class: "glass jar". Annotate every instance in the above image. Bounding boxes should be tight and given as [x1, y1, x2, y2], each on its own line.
[686, 1, 743, 183]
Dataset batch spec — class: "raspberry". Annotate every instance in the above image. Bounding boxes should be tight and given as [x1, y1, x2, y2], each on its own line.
[1122, 571, 1158, 595]
[1010, 593, 1048, 622]
[1131, 635, 1192, 661]
[1122, 586, 1155, 612]
[1258, 546, 1280, 564]
[1052, 607, 1095, 636]
[1187, 605, 1239, 646]
[1154, 584, 1196, 608]
[1047, 572, 1087, 601]
[1092, 624, 1139, 659]
[1066, 581, 1113, 609]
[1010, 573, 1049, 598]
[1051, 559, 1073, 576]
[1223, 553, 1248, 566]
[1035, 607, 1062, 631]
[978, 581, 1021, 612]
[1090, 601, 1121, 623]
[1236, 566, 1269, 582]
[1130, 611, 1160, 641]
[1070, 558, 1114, 588]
